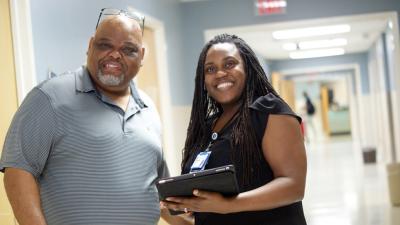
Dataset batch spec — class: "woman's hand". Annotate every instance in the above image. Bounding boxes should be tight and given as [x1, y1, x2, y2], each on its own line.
[161, 189, 235, 214]
[160, 202, 194, 225]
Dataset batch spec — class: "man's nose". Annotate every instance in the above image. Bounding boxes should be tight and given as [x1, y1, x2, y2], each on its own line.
[109, 49, 122, 59]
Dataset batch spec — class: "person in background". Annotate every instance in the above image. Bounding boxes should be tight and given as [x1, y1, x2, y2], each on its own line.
[161, 34, 307, 225]
[303, 91, 316, 142]
[1, 8, 169, 225]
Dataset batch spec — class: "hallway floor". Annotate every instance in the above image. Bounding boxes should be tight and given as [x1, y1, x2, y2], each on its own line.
[303, 136, 400, 225]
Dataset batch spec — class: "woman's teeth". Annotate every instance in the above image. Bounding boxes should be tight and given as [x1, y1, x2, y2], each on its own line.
[217, 82, 233, 89]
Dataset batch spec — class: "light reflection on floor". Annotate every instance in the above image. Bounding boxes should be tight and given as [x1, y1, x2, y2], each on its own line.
[303, 136, 400, 225]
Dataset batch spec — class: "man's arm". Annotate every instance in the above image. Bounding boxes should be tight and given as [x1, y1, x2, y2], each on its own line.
[4, 168, 47, 225]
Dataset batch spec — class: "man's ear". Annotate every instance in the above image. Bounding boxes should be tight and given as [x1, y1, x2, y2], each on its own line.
[140, 47, 145, 66]
[87, 37, 94, 55]
[141, 47, 145, 59]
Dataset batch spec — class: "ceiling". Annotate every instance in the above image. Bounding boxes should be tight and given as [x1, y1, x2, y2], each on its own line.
[205, 13, 391, 60]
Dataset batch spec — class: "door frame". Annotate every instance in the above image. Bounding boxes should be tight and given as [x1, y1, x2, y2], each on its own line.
[9, 0, 37, 105]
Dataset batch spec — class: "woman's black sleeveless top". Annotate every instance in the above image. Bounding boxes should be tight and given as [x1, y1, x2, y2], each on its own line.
[182, 93, 307, 225]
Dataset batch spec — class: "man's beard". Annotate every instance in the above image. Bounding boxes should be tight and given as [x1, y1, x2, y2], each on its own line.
[97, 70, 125, 86]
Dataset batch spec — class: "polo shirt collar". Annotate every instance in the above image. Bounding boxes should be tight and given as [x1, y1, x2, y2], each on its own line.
[75, 66, 96, 93]
[75, 66, 147, 109]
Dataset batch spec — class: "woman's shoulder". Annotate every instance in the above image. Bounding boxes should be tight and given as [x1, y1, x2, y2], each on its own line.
[249, 93, 301, 123]
[250, 93, 288, 113]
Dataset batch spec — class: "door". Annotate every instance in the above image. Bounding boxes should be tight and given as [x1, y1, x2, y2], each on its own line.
[272, 72, 296, 109]
[320, 86, 330, 136]
[136, 27, 162, 114]
[0, 0, 18, 224]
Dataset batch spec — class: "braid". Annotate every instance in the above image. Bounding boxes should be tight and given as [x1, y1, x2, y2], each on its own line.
[182, 34, 280, 185]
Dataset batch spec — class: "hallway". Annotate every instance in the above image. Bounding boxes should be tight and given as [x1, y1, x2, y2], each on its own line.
[303, 136, 400, 225]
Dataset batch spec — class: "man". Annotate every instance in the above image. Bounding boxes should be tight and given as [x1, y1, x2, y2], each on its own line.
[0, 9, 169, 225]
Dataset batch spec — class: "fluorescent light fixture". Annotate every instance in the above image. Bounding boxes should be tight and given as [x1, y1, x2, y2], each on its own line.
[289, 48, 345, 59]
[282, 43, 297, 51]
[272, 24, 351, 40]
[282, 38, 347, 51]
[298, 38, 348, 49]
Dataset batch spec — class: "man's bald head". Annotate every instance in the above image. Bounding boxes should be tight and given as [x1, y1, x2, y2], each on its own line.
[86, 14, 145, 95]
[95, 15, 143, 41]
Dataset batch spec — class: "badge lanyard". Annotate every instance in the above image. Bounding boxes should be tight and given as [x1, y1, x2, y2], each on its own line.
[189, 111, 239, 173]
[189, 132, 218, 173]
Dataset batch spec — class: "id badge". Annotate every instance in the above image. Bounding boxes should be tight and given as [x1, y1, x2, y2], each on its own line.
[190, 150, 211, 173]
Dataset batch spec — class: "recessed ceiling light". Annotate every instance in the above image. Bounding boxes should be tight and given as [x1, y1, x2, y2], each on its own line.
[289, 48, 345, 59]
[282, 43, 297, 51]
[298, 38, 348, 49]
[272, 24, 351, 40]
[282, 38, 347, 51]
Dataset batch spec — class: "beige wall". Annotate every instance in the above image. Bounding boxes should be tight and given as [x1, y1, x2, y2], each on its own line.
[0, 0, 18, 224]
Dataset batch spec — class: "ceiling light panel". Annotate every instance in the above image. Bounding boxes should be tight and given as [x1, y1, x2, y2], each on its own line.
[282, 43, 297, 51]
[299, 38, 348, 49]
[289, 48, 345, 59]
[272, 24, 351, 40]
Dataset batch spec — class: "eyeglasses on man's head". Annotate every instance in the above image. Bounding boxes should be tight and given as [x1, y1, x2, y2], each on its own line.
[95, 8, 145, 36]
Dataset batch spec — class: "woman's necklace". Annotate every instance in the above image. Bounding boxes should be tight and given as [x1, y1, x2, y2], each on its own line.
[210, 110, 240, 143]
[189, 110, 240, 173]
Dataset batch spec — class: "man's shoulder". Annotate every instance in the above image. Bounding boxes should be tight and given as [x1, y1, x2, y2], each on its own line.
[34, 67, 86, 104]
[37, 70, 76, 93]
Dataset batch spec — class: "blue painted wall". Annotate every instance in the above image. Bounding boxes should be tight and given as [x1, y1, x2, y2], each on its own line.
[180, 0, 400, 104]
[30, 0, 184, 102]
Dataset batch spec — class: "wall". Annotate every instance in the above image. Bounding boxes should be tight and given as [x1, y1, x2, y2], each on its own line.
[180, 0, 400, 104]
[384, 25, 400, 162]
[368, 35, 394, 163]
[329, 78, 349, 107]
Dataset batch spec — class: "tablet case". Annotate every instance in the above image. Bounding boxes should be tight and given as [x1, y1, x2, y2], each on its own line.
[156, 165, 239, 215]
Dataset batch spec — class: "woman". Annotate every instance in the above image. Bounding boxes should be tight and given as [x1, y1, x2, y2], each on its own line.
[162, 34, 307, 225]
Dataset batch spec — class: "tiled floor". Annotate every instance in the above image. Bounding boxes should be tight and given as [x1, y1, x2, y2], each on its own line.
[303, 136, 400, 225]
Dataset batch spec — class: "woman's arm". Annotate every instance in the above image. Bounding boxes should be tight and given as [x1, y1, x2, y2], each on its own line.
[162, 114, 307, 214]
[228, 114, 307, 212]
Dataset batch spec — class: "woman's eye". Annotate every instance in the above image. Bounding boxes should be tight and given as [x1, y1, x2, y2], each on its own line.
[205, 66, 216, 74]
[225, 61, 236, 69]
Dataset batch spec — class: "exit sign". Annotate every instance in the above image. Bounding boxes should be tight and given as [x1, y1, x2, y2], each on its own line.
[255, 0, 287, 15]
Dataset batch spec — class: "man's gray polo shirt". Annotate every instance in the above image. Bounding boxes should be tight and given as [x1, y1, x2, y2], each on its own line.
[0, 67, 169, 225]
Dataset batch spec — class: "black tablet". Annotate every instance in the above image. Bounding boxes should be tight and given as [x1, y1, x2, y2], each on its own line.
[156, 165, 239, 215]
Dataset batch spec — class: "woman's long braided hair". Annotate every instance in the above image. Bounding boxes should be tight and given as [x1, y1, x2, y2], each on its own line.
[182, 34, 280, 185]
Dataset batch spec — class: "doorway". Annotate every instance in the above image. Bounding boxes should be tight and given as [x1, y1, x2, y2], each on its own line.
[0, 0, 18, 224]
